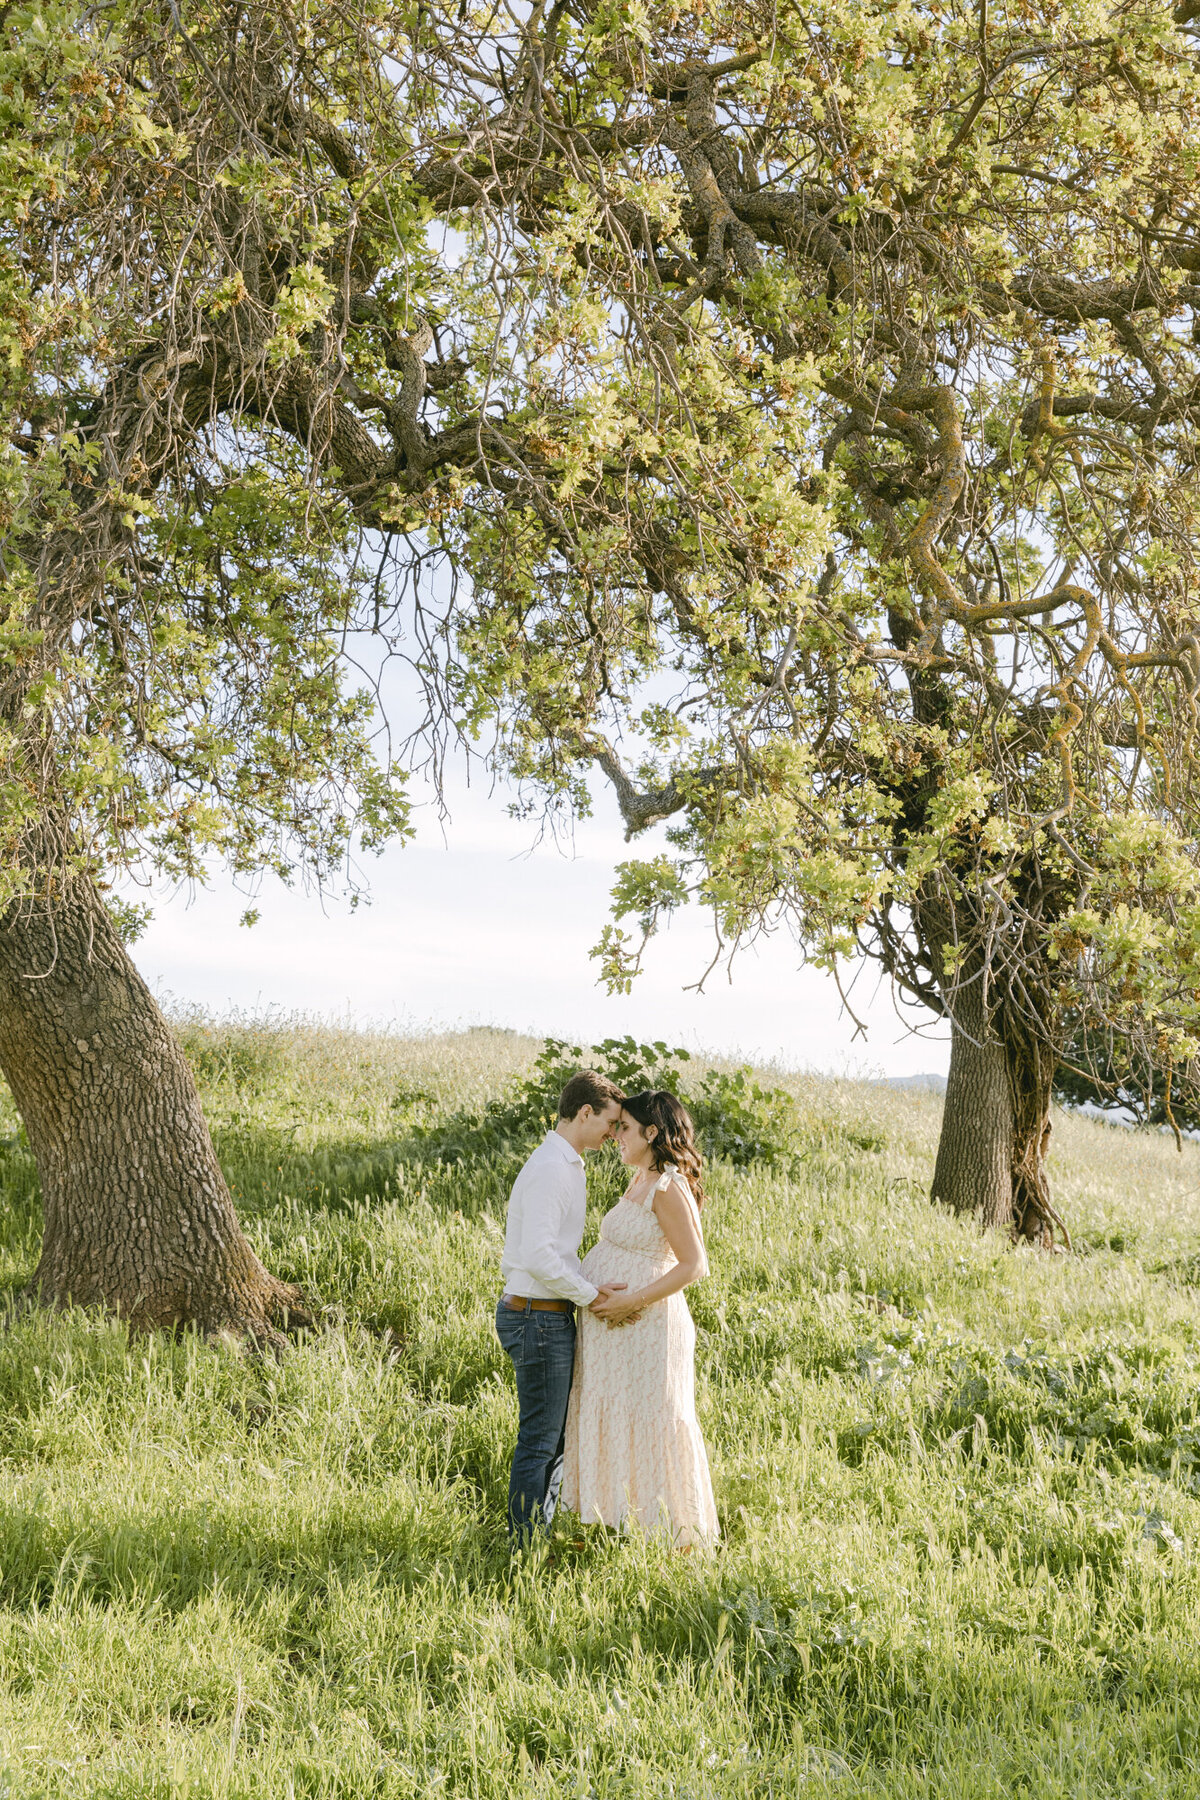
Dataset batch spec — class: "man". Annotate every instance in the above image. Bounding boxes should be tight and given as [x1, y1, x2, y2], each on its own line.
[495, 1070, 626, 1542]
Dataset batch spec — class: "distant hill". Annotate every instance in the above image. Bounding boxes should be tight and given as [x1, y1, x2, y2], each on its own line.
[878, 1072, 948, 1095]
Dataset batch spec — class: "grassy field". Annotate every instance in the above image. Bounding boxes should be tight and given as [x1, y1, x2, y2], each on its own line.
[1, 1022, 1200, 1797]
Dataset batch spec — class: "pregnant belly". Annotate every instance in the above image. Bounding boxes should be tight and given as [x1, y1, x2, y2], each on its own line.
[581, 1240, 671, 1283]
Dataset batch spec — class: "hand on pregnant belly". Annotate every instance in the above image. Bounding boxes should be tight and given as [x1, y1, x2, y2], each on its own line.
[589, 1287, 646, 1326]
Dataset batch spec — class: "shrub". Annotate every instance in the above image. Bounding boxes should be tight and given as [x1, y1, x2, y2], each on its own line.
[688, 1066, 800, 1168]
[409, 1036, 800, 1169]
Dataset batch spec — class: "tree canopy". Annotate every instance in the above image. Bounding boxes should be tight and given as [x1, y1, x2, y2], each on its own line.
[411, 0, 1200, 1226]
[6, 0, 1200, 1244]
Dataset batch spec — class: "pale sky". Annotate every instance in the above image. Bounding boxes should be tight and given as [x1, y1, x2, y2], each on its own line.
[130, 766, 950, 1080]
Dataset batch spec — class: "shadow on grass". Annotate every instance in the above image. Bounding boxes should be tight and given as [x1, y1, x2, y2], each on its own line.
[0, 1487, 500, 1621]
[213, 1121, 527, 1222]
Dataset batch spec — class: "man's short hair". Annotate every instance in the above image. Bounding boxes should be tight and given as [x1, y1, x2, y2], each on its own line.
[558, 1070, 625, 1120]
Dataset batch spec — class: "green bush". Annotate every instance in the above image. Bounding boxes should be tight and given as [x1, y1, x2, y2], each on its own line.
[409, 1035, 801, 1170]
[688, 1066, 801, 1168]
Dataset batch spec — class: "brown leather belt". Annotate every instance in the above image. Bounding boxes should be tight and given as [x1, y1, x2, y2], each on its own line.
[502, 1294, 574, 1313]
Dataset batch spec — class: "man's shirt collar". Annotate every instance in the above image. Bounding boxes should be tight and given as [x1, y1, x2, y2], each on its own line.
[543, 1129, 583, 1166]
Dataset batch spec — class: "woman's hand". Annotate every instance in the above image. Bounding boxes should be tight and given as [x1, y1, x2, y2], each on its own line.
[590, 1288, 645, 1327]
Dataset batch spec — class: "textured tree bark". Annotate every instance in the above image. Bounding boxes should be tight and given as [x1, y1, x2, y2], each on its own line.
[930, 979, 1015, 1227]
[0, 872, 309, 1339]
[930, 970, 1067, 1246]
[1004, 1010, 1064, 1248]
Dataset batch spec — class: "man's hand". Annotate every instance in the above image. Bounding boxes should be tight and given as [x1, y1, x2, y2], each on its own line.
[588, 1282, 627, 1312]
[590, 1288, 646, 1327]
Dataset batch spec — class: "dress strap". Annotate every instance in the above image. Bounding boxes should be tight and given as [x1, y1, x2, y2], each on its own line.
[650, 1163, 703, 1228]
[647, 1164, 682, 1205]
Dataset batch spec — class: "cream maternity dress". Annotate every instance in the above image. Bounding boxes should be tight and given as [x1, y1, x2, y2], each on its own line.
[561, 1165, 718, 1547]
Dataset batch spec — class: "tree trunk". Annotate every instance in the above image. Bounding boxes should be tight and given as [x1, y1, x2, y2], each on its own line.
[930, 978, 1015, 1227]
[1004, 1004, 1065, 1249]
[0, 874, 309, 1339]
[930, 974, 1068, 1247]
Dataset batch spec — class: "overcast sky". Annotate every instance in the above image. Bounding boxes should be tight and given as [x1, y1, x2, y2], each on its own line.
[129, 764, 950, 1079]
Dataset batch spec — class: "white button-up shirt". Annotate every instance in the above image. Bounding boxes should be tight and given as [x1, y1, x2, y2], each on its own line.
[500, 1130, 599, 1307]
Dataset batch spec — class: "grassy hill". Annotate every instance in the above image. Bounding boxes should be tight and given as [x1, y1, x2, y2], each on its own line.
[1, 1022, 1200, 1797]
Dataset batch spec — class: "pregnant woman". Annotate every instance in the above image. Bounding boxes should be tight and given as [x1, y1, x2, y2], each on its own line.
[561, 1089, 718, 1548]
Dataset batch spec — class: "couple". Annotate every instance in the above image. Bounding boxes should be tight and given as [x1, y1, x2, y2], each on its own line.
[495, 1070, 718, 1549]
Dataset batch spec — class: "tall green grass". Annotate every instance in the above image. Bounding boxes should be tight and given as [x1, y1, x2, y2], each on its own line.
[1, 1021, 1200, 1795]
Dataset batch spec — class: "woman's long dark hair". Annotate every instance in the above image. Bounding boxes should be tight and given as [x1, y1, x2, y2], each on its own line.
[621, 1090, 705, 1206]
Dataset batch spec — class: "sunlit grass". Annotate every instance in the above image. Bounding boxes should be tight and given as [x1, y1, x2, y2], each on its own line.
[0, 1021, 1199, 1795]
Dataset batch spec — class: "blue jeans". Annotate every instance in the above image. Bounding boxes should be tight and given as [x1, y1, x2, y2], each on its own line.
[495, 1300, 577, 1542]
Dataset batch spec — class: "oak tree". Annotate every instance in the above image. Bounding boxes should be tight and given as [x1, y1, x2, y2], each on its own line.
[3, 0, 428, 1332]
[6, 0, 1200, 1335]
[405, 0, 1200, 1241]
